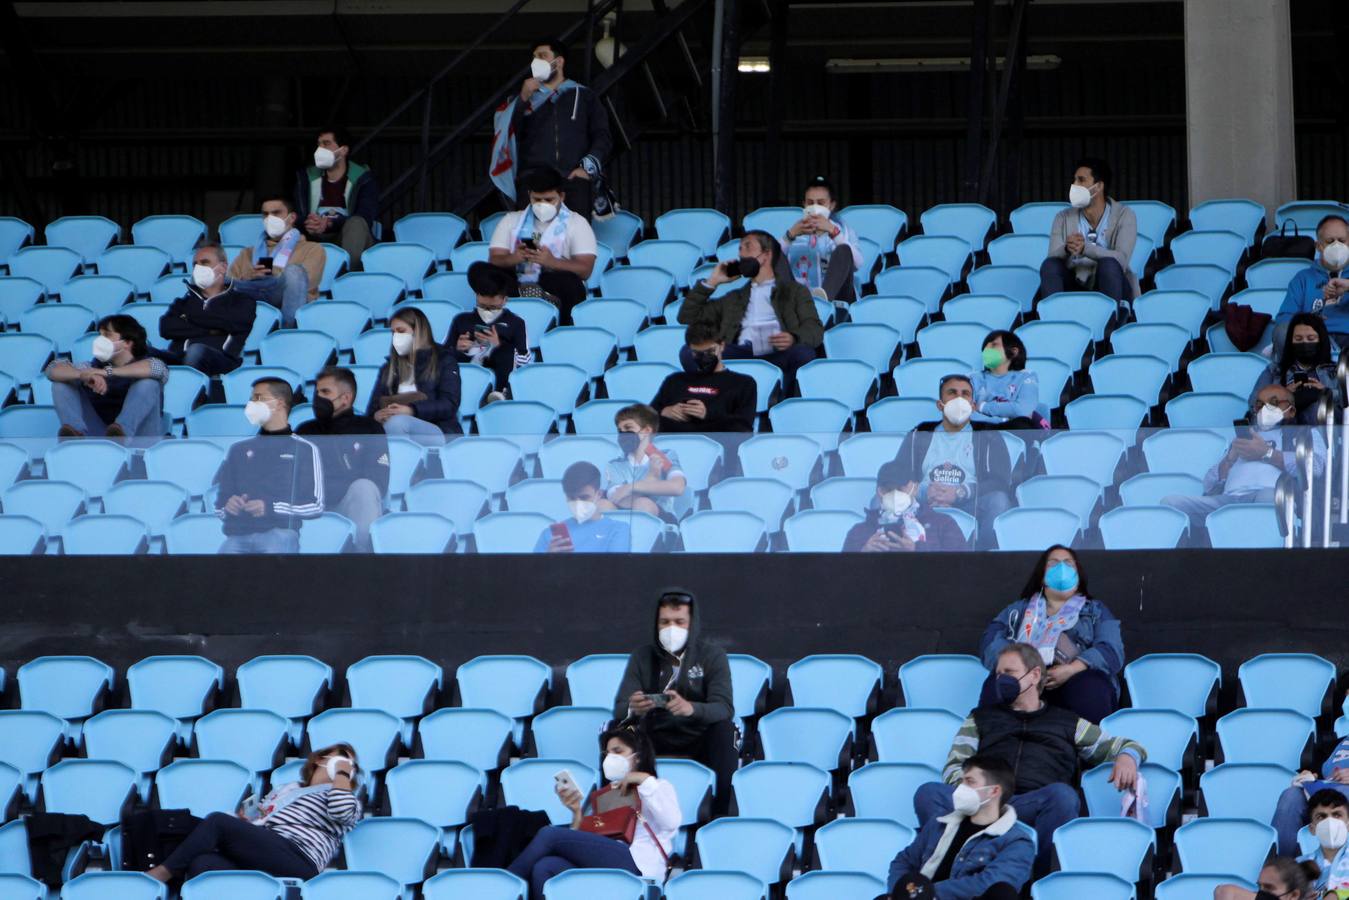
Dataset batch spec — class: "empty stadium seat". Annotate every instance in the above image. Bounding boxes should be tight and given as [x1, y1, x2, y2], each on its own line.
[1199, 762, 1293, 820]
[385, 759, 482, 857]
[897, 654, 985, 716]
[456, 655, 551, 744]
[873, 266, 949, 314]
[346, 655, 443, 746]
[1098, 505, 1189, 550]
[695, 817, 795, 889]
[421, 869, 526, 900]
[1031, 872, 1134, 900]
[501, 758, 598, 826]
[342, 817, 440, 898]
[9, 247, 82, 294]
[870, 707, 964, 768]
[192, 708, 288, 783]
[83, 708, 177, 801]
[1216, 707, 1313, 769]
[529, 706, 610, 763]
[1172, 817, 1274, 884]
[1206, 503, 1282, 549]
[785, 871, 885, 900]
[127, 655, 222, 740]
[60, 871, 167, 900]
[1153, 263, 1230, 310]
[664, 870, 765, 900]
[993, 507, 1078, 551]
[1051, 816, 1154, 883]
[154, 758, 252, 817]
[41, 758, 135, 824]
[1124, 653, 1220, 719]
[0, 710, 64, 802]
[969, 264, 1039, 313]
[572, 298, 647, 349]
[364, 243, 436, 294]
[1009, 201, 1068, 235]
[417, 708, 513, 772]
[1237, 652, 1334, 718]
[757, 707, 853, 771]
[847, 762, 941, 827]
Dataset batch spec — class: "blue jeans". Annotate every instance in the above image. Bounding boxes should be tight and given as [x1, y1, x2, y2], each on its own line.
[1039, 256, 1128, 303]
[507, 826, 641, 900]
[915, 780, 1079, 875]
[220, 527, 300, 554]
[381, 413, 445, 446]
[181, 344, 241, 376]
[1273, 784, 1349, 856]
[233, 265, 310, 328]
[51, 378, 162, 437]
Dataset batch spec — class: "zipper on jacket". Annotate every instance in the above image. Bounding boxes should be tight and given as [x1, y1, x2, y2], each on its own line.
[1012, 719, 1026, 784]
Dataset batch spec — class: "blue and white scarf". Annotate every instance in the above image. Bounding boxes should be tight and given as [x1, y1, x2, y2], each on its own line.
[513, 203, 571, 284]
[254, 228, 301, 271]
[1020, 592, 1087, 661]
[489, 80, 580, 202]
[786, 220, 862, 290]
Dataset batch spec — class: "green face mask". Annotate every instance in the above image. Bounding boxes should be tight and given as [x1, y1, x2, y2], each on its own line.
[982, 347, 1006, 370]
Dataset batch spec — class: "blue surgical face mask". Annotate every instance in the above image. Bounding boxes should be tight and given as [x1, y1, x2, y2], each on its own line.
[1044, 560, 1079, 593]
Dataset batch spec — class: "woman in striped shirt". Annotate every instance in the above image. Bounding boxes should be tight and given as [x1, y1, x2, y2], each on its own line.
[147, 743, 362, 884]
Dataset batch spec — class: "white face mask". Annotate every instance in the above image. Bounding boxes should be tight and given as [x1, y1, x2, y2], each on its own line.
[1256, 403, 1285, 431]
[530, 58, 554, 82]
[658, 625, 688, 655]
[313, 147, 336, 169]
[951, 783, 993, 816]
[1068, 184, 1093, 209]
[567, 499, 597, 523]
[192, 264, 219, 290]
[602, 752, 632, 783]
[1318, 816, 1348, 850]
[325, 756, 356, 782]
[244, 400, 274, 427]
[91, 336, 118, 363]
[804, 204, 830, 219]
[477, 307, 504, 324]
[942, 396, 973, 427]
[880, 489, 912, 517]
[392, 332, 415, 357]
[1323, 240, 1349, 272]
[263, 215, 289, 239]
[531, 201, 559, 223]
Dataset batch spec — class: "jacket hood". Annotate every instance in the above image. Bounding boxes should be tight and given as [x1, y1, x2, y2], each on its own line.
[651, 586, 701, 652]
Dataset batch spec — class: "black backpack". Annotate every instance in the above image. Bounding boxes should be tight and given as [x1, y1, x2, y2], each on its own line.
[1261, 221, 1315, 260]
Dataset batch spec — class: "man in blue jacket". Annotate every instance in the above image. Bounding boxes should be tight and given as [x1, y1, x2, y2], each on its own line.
[1275, 214, 1349, 355]
[888, 755, 1033, 900]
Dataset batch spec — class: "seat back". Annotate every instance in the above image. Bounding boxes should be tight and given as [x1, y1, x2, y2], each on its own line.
[127, 655, 222, 720]
[871, 708, 964, 768]
[732, 761, 831, 827]
[897, 655, 986, 716]
[154, 759, 252, 817]
[385, 759, 482, 828]
[341, 817, 440, 888]
[500, 759, 598, 826]
[346, 655, 443, 719]
[421, 869, 527, 900]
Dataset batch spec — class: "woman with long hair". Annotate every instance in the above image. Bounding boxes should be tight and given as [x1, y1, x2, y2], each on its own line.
[367, 306, 462, 443]
[1255, 312, 1340, 424]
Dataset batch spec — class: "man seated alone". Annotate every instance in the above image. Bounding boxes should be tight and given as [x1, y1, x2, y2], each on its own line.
[915, 643, 1145, 877]
[613, 588, 736, 817]
[161, 243, 256, 376]
[1274, 733, 1349, 856]
[46, 314, 166, 439]
[295, 127, 377, 270]
[891, 374, 1013, 549]
[228, 195, 325, 328]
[449, 261, 532, 402]
[605, 403, 687, 523]
[679, 229, 824, 394]
[843, 460, 967, 552]
[214, 377, 324, 554]
[651, 322, 758, 435]
[533, 461, 631, 553]
[887, 755, 1033, 900]
[295, 367, 389, 553]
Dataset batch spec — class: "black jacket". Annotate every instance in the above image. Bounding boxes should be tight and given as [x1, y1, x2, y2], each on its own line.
[296, 410, 391, 499]
[366, 347, 463, 435]
[468, 806, 550, 869]
[448, 309, 531, 370]
[213, 427, 325, 535]
[120, 808, 201, 873]
[612, 588, 734, 745]
[294, 161, 379, 227]
[969, 703, 1082, 794]
[160, 282, 256, 358]
[891, 421, 1013, 498]
[25, 812, 106, 887]
[515, 84, 612, 175]
[652, 369, 757, 434]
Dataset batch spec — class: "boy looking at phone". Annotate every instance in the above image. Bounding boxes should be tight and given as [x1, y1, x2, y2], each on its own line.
[450, 261, 533, 398]
[533, 461, 631, 553]
[843, 460, 968, 553]
[613, 588, 737, 817]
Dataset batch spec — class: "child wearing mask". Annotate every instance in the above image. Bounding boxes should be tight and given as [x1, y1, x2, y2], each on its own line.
[450, 261, 533, 401]
[604, 404, 687, 523]
[534, 461, 631, 553]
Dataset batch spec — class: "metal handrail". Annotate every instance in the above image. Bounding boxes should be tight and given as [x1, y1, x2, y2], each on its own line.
[1295, 431, 1316, 548]
[1315, 393, 1336, 546]
[1339, 355, 1349, 525]
[1274, 472, 1298, 548]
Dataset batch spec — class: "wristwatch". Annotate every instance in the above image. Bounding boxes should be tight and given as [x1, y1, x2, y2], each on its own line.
[104, 366, 114, 378]
[1263, 444, 1275, 460]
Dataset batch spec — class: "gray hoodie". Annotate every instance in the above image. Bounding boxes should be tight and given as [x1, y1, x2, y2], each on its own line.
[612, 588, 733, 745]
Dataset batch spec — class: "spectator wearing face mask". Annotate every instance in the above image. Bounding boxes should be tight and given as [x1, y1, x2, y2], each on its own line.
[489, 168, 597, 325]
[367, 306, 462, 444]
[1039, 158, 1139, 305]
[843, 460, 967, 553]
[450, 261, 532, 400]
[47, 314, 166, 439]
[614, 588, 736, 817]
[971, 331, 1043, 430]
[891, 374, 1013, 549]
[652, 322, 758, 435]
[1295, 790, 1349, 895]
[886, 755, 1033, 900]
[1162, 383, 1325, 537]
[534, 462, 631, 553]
[1273, 741, 1349, 856]
[782, 176, 861, 302]
[1214, 856, 1318, 900]
[1254, 313, 1341, 425]
[605, 404, 687, 523]
[214, 378, 323, 555]
[294, 127, 377, 271]
[228, 196, 325, 328]
[296, 367, 388, 553]
[1274, 214, 1349, 354]
[915, 643, 1146, 877]
[978, 545, 1122, 724]
[680, 230, 824, 394]
[161, 243, 256, 376]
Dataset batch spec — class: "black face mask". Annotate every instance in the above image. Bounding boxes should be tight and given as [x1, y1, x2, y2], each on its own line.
[312, 396, 335, 421]
[617, 431, 641, 456]
[727, 256, 761, 280]
[1292, 341, 1320, 364]
[691, 349, 720, 374]
[992, 673, 1027, 705]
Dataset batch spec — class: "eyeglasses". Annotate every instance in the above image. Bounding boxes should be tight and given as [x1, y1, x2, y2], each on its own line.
[659, 591, 694, 606]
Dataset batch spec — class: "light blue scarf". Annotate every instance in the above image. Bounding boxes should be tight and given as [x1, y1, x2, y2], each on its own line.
[253, 228, 301, 270]
[513, 203, 571, 283]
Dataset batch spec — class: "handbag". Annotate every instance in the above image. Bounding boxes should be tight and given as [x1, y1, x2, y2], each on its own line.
[576, 783, 669, 865]
[1261, 221, 1315, 260]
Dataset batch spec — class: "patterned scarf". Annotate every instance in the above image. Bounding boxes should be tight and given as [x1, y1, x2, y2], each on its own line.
[513, 203, 571, 284]
[488, 79, 580, 202]
[254, 228, 302, 271]
[1020, 591, 1087, 655]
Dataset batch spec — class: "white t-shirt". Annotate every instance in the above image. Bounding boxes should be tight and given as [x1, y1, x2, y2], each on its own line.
[489, 209, 598, 259]
[623, 777, 681, 879]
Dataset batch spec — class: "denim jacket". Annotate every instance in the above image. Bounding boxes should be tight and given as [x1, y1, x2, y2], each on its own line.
[888, 807, 1035, 899]
[979, 597, 1125, 686]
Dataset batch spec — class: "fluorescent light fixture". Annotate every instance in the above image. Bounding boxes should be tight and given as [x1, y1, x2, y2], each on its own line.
[738, 56, 771, 73]
[825, 54, 1061, 74]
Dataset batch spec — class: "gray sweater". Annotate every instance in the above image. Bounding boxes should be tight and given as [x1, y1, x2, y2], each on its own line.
[1047, 199, 1140, 298]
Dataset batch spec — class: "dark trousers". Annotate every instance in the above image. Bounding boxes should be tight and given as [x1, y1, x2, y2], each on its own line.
[888, 874, 1020, 900]
[650, 718, 738, 818]
[679, 341, 817, 397]
[161, 812, 318, 881]
[823, 251, 857, 303]
[915, 781, 1079, 878]
[977, 667, 1117, 724]
[507, 825, 640, 900]
[1039, 256, 1127, 303]
[177, 344, 241, 376]
[483, 347, 516, 392]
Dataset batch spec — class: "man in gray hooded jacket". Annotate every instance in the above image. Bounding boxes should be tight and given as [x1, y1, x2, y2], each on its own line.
[612, 587, 736, 816]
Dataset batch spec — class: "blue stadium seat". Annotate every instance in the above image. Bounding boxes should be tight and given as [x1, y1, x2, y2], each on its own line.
[1226, 287, 1285, 318]
[572, 298, 646, 350]
[385, 759, 482, 857]
[295, 301, 370, 351]
[216, 213, 262, 246]
[0, 710, 63, 803]
[370, 512, 455, 554]
[862, 399, 939, 439]
[301, 871, 406, 900]
[1119, 473, 1204, 507]
[403, 479, 489, 536]
[1081, 761, 1180, 827]
[257, 329, 336, 375]
[192, 708, 287, 786]
[744, 205, 804, 237]
[319, 245, 350, 295]
[786, 654, 882, 722]
[873, 266, 950, 315]
[83, 709, 177, 801]
[600, 267, 676, 318]
[1009, 201, 1067, 235]
[1244, 257, 1310, 291]
[364, 243, 436, 294]
[757, 708, 853, 771]
[987, 233, 1050, 269]
[824, 323, 902, 374]
[782, 509, 862, 552]
[471, 511, 553, 553]
[1186, 352, 1267, 397]
[680, 510, 765, 552]
[179, 871, 285, 900]
[0, 218, 35, 273]
[896, 236, 969, 285]
[0, 873, 44, 900]
[833, 436, 901, 482]
[590, 210, 643, 259]
[1205, 503, 1282, 548]
[1109, 322, 1189, 373]
[921, 203, 996, 255]
[60, 872, 167, 900]
[767, 398, 851, 451]
[333, 272, 405, 322]
[0, 275, 45, 326]
[563, 655, 628, 710]
[1038, 291, 1117, 343]
[729, 654, 773, 724]
[1098, 506, 1189, 550]
[456, 655, 551, 745]
[342, 817, 440, 899]
[1063, 394, 1148, 430]
[422, 270, 479, 314]
[1052, 816, 1154, 882]
[142, 439, 224, 503]
[1238, 652, 1334, 718]
[3, 481, 84, 536]
[813, 817, 914, 882]
[306, 708, 402, 781]
[1129, 293, 1209, 344]
[8, 247, 82, 294]
[1016, 475, 1098, 531]
[396, 299, 455, 343]
[664, 871, 765, 900]
[57, 274, 134, 318]
[418, 708, 513, 771]
[509, 364, 588, 421]
[785, 871, 885, 900]
[847, 296, 925, 344]
[1041, 431, 1126, 487]
[968, 265, 1039, 313]
[1124, 200, 1177, 247]
[848, 762, 940, 827]
[940, 293, 1019, 333]
[163, 514, 225, 554]
[1153, 263, 1231, 310]
[584, 242, 616, 291]
[731, 761, 833, 834]
[1199, 762, 1293, 820]
[44, 440, 128, 501]
[871, 708, 964, 768]
[1124, 654, 1220, 720]
[1155, 873, 1255, 900]
[437, 436, 522, 496]
[721, 359, 781, 417]
[18, 303, 94, 353]
[738, 434, 822, 492]
[504, 298, 559, 351]
[422, 869, 525, 900]
[915, 321, 986, 370]
[243, 304, 285, 362]
[1016, 320, 1091, 372]
[1173, 817, 1274, 884]
[527, 706, 611, 762]
[504, 479, 567, 520]
[154, 758, 251, 817]
[541, 868, 647, 900]
[897, 654, 986, 716]
[695, 817, 794, 890]
[1031, 872, 1134, 900]
[1207, 320, 1268, 364]
[127, 655, 221, 740]
[536, 434, 620, 479]
[1190, 198, 1265, 246]
[1165, 392, 1247, 428]
[448, 241, 490, 272]
[1142, 429, 1228, 480]
[347, 655, 442, 747]
[393, 213, 469, 268]
[501, 758, 598, 826]
[654, 209, 731, 257]
[628, 239, 703, 287]
[1275, 200, 1349, 231]
[18, 655, 112, 738]
[539, 327, 616, 380]
[993, 506, 1079, 551]
[708, 477, 793, 535]
[1216, 708, 1313, 770]
[130, 215, 206, 268]
[837, 204, 908, 252]
[235, 654, 332, 746]
[41, 758, 135, 824]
